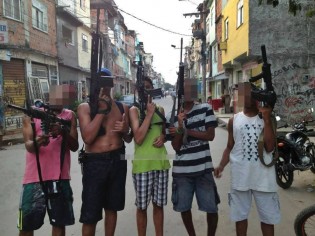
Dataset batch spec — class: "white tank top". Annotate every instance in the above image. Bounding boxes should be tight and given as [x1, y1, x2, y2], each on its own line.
[230, 112, 277, 192]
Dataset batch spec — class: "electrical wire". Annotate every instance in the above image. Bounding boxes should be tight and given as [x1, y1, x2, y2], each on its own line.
[116, 7, 192, 37]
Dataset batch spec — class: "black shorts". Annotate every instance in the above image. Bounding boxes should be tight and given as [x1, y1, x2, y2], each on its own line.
[18, 180, 74, 231]
[79, 149, 127, 224]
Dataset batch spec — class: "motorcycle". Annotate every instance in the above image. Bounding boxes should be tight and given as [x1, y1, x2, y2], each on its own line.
[294, 204, 315, 236]
[275, 119, 315, 189]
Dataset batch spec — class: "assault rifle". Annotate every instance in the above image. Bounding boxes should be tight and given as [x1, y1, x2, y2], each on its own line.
[135, 57, 165, 125]
[88, 5, 114, 118]
[249, 45, 277, 109]
[7, 104, 71, 135]
[170, 38, 184, 127]
[136, 57, 146, 125]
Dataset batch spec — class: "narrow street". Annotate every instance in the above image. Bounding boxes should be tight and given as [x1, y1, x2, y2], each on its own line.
[0, 96, 315, 235]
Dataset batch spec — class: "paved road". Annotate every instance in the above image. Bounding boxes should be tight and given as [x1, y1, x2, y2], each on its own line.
[0, 96, 314, 235]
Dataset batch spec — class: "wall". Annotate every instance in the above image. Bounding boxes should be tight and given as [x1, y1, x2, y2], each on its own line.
[249, 1, 315, 123]
[56, 18, 79, 69]
[221, 0, 249, 65]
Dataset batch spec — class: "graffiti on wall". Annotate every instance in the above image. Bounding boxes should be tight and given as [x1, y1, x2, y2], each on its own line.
[2, 78, 26, 131]
[273, 63, 315, 124]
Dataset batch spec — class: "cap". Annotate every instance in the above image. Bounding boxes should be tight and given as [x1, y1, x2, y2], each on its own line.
[100, 68, 112, 76]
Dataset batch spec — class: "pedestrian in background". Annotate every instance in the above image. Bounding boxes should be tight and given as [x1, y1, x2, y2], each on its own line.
[167, 79, 220, 236]
[17, 85, 79, 236]
[129, 76, 170, 236]
[214, 82, 280, 236]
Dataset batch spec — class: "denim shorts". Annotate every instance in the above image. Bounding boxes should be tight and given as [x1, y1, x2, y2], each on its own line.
[172, 172, 220, 213]
[79, 150, 127, 224]
[17, 180, 74, 231]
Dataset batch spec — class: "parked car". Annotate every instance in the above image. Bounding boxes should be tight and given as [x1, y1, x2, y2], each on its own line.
[118, 94, 137, 108]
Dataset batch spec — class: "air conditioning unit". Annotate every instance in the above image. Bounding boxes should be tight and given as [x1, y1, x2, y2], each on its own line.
[218, 42, 227, 51]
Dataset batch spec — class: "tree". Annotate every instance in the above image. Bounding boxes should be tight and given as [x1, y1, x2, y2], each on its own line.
[164, 82, 174, 91]
[259, 0, 315, 17]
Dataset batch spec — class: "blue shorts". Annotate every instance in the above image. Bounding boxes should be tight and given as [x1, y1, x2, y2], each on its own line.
[172, 172, 220, 213]
[79, 150, 127, 224]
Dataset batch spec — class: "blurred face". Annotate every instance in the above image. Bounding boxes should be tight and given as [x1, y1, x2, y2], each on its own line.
[184, 79, 198, 102]
[49, 85, 76, 110]
[238, 82, 257, 109]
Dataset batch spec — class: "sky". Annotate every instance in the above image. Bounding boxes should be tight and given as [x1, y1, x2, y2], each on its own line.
[113, 0, 201, 85]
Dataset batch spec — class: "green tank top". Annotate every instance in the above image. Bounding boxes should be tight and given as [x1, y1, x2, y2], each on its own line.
[133, 107, 171, 174]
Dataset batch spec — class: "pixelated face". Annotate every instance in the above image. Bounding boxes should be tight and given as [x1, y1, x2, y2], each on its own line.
[238, 82, 256, 109]
[184, 79, 198, 101]
[49, 85, 76, 109]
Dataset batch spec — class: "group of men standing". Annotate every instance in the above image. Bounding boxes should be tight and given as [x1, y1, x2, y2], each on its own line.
[16, 68, 280, 236]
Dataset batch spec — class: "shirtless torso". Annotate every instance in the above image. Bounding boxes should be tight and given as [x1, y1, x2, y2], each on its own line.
[78, 98, 129, 153]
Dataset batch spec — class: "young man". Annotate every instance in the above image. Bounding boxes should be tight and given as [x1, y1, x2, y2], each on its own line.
[77, 68, 131, 236]
[129, 77, 170, 236]
[214, 82, 280, 236]
[167, 79, 220, 236]
[18, 85, 79, 236]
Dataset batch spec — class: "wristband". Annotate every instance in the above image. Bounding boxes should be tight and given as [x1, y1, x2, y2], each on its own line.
[98, 98, 112, 115]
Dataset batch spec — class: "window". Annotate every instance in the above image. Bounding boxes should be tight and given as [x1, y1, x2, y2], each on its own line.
[82, 34, 88, 51]
[62, 25, 73, 44]
[237, 70, 243, 83]
[80, 0, 85, 10]
[32, 0, 47, 32]
[50, 66, 58, 85]
[237, 0, 244, 27]
[224, 18, 229, 40]
[3, 0, 22, 21]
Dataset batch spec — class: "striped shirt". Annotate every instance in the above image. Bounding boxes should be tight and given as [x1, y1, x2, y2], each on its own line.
[166, 103, 217, 177]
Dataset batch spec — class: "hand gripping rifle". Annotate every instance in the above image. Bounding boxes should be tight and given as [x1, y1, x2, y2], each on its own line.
[249, 45, 278, 167]
[7, 104, 71, 135]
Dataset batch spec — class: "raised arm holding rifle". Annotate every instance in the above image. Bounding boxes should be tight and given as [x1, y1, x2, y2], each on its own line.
[214, 45, 280, 236]
[76, 5, 130, 236]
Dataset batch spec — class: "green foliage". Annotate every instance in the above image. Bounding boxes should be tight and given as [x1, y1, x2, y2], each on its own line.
[258, 0, 315, 17]
[69, 100, 82, 114]
[164, 82, 175, 91]
[114, 93, 123, 100]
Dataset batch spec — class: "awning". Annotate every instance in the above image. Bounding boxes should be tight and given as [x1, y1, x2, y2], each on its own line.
[213, 71, 228, 81]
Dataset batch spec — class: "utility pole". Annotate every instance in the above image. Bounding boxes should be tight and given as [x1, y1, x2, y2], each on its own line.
[183, 2, 208, 102]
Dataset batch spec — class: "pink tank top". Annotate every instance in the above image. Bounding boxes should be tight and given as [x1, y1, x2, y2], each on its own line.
[23, 109, 73, 184]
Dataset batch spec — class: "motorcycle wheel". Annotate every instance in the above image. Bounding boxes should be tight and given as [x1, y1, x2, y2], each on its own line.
[275, 150, 294, 189]
[294, 204, 315, 236]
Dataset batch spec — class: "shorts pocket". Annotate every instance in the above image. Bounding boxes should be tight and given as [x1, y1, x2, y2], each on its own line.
[228, 192, 232, 206]
[171, 182, 178, 205]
